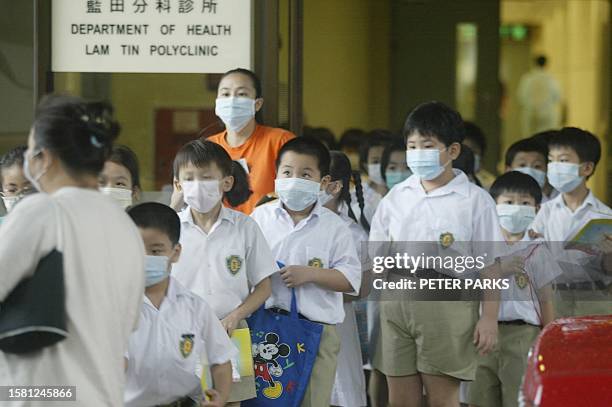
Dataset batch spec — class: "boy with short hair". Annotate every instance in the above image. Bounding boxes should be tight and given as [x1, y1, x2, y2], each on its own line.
[505, 136, 558, 203]
[370, 102, 509, 407]
[530, 127, 612, 317]
[468, 171, 559, 407]
[125, 202, 236, 407]
[0, 145, 31, 215]
[250, 137, 362, 407]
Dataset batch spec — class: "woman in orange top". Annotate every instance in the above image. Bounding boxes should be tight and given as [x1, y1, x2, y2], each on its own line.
[207, 68, 295, 214]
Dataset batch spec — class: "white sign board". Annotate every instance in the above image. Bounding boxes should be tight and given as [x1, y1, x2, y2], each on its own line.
[52, 0, 252, 73]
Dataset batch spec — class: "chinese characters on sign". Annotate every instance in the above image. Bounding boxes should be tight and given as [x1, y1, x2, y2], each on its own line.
[55, 0, 251, 73]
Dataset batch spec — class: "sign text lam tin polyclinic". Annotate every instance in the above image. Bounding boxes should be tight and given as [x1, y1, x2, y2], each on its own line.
[52, 0, 252, 73]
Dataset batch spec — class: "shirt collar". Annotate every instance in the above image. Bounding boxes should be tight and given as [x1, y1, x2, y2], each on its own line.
[553, 190, 599, 212]
[179, 205, 236, 226]
[274, 199, 322, 224]
[401, 169, 470, 197]
[143, 277, 185, 310]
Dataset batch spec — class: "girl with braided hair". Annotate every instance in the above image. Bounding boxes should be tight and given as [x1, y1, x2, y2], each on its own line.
[320, 151, 369, 407]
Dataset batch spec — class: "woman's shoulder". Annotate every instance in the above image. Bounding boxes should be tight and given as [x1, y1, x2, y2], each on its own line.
[256, 125, 295, 144]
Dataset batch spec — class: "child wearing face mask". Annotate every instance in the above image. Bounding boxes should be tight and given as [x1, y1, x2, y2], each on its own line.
[504, 137, 557, 203]
[467, 171, 560, 407]
[380, 138, 412, 191]
[529, 127, 612, 317]
[171, 139, 276, 406]
[98, 145, 140, 209]
[125, 202, 235, 407]
[0, 146, 32, 219]
[370, 102, 510, 407]
[321, 151, 368, 407]
[207, 68, 295, 215]
[250, 137, 362, 407]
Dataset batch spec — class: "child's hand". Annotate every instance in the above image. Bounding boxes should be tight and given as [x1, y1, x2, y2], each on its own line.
[221, 311, 241, 336]
[279, 265, 313, 288]
[473, 316, 498, 356]
[598, 233, 612, 254]
[170, 185, 185, 211]
[201, 389, 224, 407]
[528, 229, 543, 240]
[499, 256, 525, 277]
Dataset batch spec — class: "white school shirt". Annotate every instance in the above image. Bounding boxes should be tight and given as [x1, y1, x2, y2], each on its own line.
[172, 206, 277, 319]
[370, 170, 506, 268]
[0, 187, 144, 407]
[498, 236, 563, 326]
[124, 277, 237, 406]
[251, 200, 362, 324]
[530, 191, 612, 284]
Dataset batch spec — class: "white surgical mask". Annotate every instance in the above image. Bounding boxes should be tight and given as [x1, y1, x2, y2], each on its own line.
[367, 163, 384, 185]
[275, 178, 320, 211]
[406, 149, 448, 181]
[385, 170, 412, 189]
[215, 97, 256, 132]
[318, 190, 334, 206]
[182, 180, 222, 214]
[2, 196, 20, 213]
[496, 204, 536, 234]
[23, 151, 46, 192]
[145, 255, 169, 287]
[547, 162, 583, 193]
[100, 187, 133, 209]
[513, 167, 546, 188]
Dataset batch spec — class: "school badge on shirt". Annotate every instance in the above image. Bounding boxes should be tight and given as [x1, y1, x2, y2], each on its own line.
[439, 232, 454, 249]
[226, 255, 243, 275]
[308, 257, 324, 268]
[180, 334, 195, 358]
[515, 273, 529, 289]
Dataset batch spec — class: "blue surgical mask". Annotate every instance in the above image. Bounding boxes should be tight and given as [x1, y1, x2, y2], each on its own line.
[215, 97, 256, 132]
[145, 255, 169, 287]
[496, 204, 536, 234]
[406, 149, 448, 181]
[513, 167, 546, 188]
[317, 189, 334, 206]
[275, 178, 320, 211]
[385, 170, 412, 189]
[547, 162, 583, 193]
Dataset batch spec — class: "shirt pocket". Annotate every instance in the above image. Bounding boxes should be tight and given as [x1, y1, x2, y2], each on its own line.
[217, 246, 248, 279]
[305, 246, 329, 269]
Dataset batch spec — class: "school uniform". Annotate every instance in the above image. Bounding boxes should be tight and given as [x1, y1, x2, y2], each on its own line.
[125, 277, 238, 406]
[251, 200, 362, 407]
[530, 191, 612, 317]
[467, 236, 562, 407]
[172, 205, 277, 401]
[369, 170, 506, 381]
[0, 188, 144, 407]
[330, 210, 368, 407]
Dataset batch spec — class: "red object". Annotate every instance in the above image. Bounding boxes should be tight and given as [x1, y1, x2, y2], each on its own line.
[521, 315, 612, 406]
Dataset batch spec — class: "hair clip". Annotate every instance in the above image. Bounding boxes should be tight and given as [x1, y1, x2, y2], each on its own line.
[90, 135, 104, 148]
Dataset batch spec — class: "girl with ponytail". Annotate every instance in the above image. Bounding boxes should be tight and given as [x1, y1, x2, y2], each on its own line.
[320, 151, 369, 407]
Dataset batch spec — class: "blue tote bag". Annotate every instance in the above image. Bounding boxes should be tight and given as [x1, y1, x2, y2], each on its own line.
[244, 263, 323, 407]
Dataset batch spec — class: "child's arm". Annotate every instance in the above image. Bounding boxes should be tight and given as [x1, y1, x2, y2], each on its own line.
[537, 285, 555, 326]
[221, 277, 272, 335]
[203, 361, 232, 407]
[473, 262, 502, 356]
[279, 265, 353, 292]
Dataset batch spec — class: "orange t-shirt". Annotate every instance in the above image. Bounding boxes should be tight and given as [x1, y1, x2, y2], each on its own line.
[208, 125, 295, 214]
